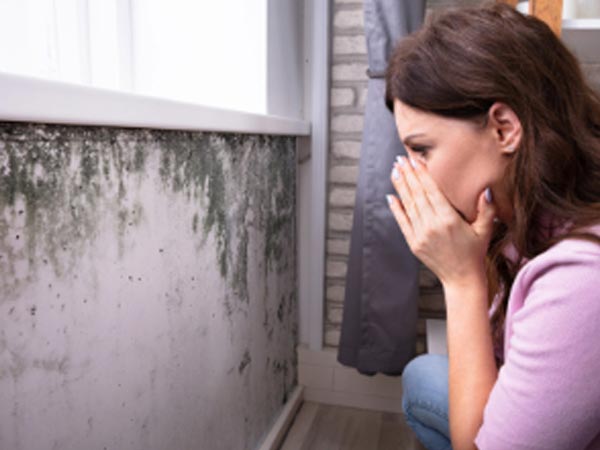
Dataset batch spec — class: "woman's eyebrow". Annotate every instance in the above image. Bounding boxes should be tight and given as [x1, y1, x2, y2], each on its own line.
[403, 133, 426, 146]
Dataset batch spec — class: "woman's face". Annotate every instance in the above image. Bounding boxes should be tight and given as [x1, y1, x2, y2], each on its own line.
[392, 99, 521, 225]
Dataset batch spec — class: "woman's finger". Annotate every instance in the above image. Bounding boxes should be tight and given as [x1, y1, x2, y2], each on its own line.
[390, 163, 423, 231]
[396, 157, 436, 218]
[411, 157, 460, 219]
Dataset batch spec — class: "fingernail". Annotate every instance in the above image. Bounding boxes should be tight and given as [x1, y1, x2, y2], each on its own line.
[392, 168, 400, 180]
[396, 156, 406, 167]
[409, 157, 417, 169]
[485, 187, 493, 204]
[386, 194, 394, 205]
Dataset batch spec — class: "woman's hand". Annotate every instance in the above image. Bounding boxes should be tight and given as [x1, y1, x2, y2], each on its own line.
[386, 155, 496, 290]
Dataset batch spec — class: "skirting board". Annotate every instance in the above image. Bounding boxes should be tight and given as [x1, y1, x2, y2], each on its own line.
[297, 319, 448, 414]
[257, 384, 304, 450]
[297, 344, 404, 413]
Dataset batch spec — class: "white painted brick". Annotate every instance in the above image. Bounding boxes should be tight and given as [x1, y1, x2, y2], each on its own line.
[324, 328, 341, 347]
[334, 35, 367, 55]
[330, 165, 359, 184]
[330, 187, 356, 208]
[329, 212, 354, 232]
[327, 238, 351, 256]
[332, 141, 362, 159]
[327, 304, 344, 324]
[331, 87, 355, 107]
[334, 9, 364, 28]
[332, 63, 368, 81]
[327, 285, 346, 302]
[358, 86, 368, 107]
[331, 114, 364, 133]
[327, 260, 348, 279]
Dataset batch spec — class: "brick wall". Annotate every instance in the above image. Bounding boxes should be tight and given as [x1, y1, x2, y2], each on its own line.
[324, 0, 600, 355]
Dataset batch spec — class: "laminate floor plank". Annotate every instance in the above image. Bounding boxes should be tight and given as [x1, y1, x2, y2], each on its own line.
[278, 402, 427, 450]
[279, 402, 320, 450]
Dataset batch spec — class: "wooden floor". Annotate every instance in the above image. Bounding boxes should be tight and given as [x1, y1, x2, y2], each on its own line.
[278, 401, 427, 450]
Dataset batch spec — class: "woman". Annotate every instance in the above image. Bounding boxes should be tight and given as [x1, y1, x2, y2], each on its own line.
[383, 2, 600, 450]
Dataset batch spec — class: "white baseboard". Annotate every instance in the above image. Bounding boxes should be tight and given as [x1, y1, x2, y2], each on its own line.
[257, 385, 304, 450]
[297, 344, 404, 413]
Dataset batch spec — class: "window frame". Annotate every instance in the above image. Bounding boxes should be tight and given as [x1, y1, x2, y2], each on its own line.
[0, 0, 310, 136]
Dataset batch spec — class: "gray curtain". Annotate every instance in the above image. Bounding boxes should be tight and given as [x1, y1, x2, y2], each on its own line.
[336, 0, 427, 376]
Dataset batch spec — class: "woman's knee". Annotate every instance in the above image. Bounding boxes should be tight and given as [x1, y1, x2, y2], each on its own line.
[401, 353, 449, 409]
[401, 354, 451, 438]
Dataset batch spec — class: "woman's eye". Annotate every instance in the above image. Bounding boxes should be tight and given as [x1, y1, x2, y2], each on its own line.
[411, 146, 430, 156]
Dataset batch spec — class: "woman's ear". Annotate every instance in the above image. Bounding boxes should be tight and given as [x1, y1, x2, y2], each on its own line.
[488, 102, 522, 155]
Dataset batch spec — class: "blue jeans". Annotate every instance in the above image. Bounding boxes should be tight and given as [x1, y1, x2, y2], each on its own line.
[402, 353, 453, 450]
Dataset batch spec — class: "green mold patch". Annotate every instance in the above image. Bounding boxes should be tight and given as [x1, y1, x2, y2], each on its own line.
[0, 123, 296, 305]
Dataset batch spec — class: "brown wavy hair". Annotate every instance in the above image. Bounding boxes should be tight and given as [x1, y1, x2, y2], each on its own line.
[384, 1, 600, 368]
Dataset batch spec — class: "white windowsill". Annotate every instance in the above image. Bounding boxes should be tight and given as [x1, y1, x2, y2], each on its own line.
[0, 71, 310, 136]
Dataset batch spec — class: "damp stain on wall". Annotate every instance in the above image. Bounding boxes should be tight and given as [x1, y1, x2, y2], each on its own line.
[0, 123, 296, 305]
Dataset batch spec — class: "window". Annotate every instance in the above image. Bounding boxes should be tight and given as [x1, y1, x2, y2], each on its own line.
[0, 0, 270, 114]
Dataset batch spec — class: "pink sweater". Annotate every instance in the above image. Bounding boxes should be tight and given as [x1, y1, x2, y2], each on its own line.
[474, 222, 600, 449]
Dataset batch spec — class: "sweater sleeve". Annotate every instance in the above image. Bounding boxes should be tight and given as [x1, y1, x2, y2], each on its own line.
[474, 248, 600, 450]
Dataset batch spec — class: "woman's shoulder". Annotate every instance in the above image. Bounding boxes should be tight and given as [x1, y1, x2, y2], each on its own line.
[541, 220, 600, 258]
[514, 221, 600, 296]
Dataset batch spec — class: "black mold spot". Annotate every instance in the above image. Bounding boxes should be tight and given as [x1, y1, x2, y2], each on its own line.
[277, 295, 285, 322]
[192, 213, 199, 233]
[29, 305, 36, 316]
[238, 349, 251, 374]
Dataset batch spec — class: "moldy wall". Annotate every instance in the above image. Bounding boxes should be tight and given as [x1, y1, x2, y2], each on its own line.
[0, 122, 298, 450]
